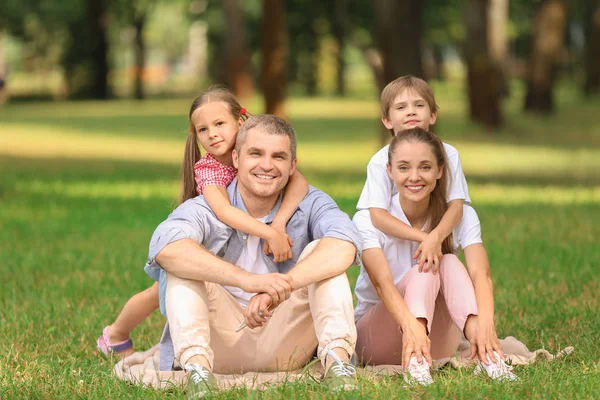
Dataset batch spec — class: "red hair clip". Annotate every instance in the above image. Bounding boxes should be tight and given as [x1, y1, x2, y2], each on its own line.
[189, 125, 194, 133]
[240, 108, 247, 116]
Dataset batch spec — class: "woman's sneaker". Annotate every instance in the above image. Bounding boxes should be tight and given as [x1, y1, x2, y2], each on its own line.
[473, 351, 518, 382]
[184, 363, 219, 399]
[405, 356, 434, 386]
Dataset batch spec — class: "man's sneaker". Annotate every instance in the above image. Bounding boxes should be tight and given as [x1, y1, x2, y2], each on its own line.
[473, 351, 518, 382]
[322, 348, 358, 391]
[404, 356, 433, 386]
[184, 363, 219, 399]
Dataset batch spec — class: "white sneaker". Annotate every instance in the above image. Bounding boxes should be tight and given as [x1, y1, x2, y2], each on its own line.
[474, 351, 518, 382]
[405, 356, 433, 386]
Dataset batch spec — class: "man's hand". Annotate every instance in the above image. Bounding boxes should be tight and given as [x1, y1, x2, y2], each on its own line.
[243, 293, 275, 329]
[401, 318, 432, 369]
[414, 231, 443, 274]
[239, 273, 295, 306]
[263, 228, 293, 262]
[469, 318, 506, 365]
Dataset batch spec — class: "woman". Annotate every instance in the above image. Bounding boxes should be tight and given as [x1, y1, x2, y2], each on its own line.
[353, 127, 517, 384]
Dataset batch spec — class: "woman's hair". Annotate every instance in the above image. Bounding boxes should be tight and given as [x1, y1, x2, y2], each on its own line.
[387, 127, 454, 254]
[180, 85, 251, 204]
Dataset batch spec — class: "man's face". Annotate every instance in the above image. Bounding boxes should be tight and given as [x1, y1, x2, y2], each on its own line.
[232, 128, 297, 199]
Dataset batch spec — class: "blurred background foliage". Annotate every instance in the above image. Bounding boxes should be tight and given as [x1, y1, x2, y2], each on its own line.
[1, 0, 599, 133]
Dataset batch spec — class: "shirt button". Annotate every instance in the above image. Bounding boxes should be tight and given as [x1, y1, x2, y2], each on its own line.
[242, 235, 247, 240]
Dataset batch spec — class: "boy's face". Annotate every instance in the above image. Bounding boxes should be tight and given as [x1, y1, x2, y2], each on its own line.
[382, 89, 437, 134]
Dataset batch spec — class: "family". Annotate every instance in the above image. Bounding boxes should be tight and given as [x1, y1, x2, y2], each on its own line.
[97, 76, 517, 397]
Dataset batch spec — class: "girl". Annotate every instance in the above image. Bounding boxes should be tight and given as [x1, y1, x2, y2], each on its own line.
[97, 86, 308, 356]
[352, 127, 517, 384]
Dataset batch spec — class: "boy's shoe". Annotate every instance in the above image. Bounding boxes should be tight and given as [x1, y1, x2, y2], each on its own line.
[404, 356, 433, 386]
[473, 351, 518, 382]
[184, 363, 219, 399]
[322, 348, 358, 391]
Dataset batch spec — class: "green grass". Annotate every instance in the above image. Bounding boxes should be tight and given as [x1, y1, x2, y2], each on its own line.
[1, 82, 600, 399]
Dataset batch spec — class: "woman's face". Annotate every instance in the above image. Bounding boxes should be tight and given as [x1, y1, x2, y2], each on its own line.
[387, 140, 443, 204]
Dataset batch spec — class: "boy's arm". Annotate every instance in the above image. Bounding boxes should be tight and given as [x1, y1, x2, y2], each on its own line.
[415, 199, 464, 272]
[271, 171, 308, 230]
[203, 185, 291, 262]
[370, 208, 428, 242]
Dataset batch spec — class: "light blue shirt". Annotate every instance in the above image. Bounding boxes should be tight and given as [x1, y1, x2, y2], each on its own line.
[143, 178, 362, 370]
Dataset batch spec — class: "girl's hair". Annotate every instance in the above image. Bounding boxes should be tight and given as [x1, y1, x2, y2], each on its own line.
[180, 85, 251, 204]
[387, 127, 454, 254]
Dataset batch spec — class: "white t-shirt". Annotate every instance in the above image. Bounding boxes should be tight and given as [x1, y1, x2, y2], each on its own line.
[223, 216, 278, 306]
[353, 196, 483, 320]
[356, 142, 471, 211]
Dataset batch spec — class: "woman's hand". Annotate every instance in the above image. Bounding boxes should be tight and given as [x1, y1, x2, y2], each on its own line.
[469, 318, 506, 364]
[414, 231, 443, 273]
[401, 318, 432, 368]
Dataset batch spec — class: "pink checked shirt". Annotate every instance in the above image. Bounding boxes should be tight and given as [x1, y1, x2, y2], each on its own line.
[194, 153, 237, 195]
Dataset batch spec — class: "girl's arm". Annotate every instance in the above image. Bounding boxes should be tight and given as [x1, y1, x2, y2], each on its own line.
[414, 199, 464, 273]
[361, 248, 432, 367]
[203, 185, 291, 262]
[271, 171, 309, 231]
[463, 242, 505, 362]
[370, 208, 428, 242]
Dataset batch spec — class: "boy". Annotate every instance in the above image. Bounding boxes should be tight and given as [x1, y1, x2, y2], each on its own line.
[357, 75, 470, 272]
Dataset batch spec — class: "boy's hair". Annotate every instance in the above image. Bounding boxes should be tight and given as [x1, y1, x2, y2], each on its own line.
[180, 85, 250, 204]
[388, 127, 453, 254]
[235, 114, 297, 160]
[381, 75, 439, 124]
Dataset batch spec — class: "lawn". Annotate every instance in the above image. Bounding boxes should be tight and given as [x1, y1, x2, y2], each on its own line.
[1, 82, 599, 399]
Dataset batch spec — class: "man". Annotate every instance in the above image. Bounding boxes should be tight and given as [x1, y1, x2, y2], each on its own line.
[144, 115, 361, 397]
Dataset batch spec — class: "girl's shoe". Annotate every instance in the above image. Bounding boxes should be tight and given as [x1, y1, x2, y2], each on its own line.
[96, 326, 133, 357]
[474, 351, 518, 381]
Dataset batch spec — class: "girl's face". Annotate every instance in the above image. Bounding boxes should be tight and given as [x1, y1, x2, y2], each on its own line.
[387, 141, 443, 204]
[191, 101, 241, 159]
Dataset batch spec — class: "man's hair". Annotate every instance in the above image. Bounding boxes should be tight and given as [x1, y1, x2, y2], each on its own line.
[380, 75, 439, 120]
[235, 114, 297, 160]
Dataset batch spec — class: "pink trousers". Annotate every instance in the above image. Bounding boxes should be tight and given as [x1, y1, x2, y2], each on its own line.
[356, 254, 478, 365]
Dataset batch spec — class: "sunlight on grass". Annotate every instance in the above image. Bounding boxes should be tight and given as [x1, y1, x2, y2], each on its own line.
[3, 126, 600, 181]
[14, 179, 600, 206]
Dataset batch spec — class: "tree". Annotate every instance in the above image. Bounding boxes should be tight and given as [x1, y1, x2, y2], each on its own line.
[63, 0, 111, 99]
[464, 0, 502, 128]
[112, 0, 156, 100]
[524, 0, 567, 113]
[261, 0, 287, 118]
[584, 0, 600, 96]
[331, 0, 349, 96]
[488, 0, 509, 97]
[373, 0, 424, 91]
[222, 0, 254, 99]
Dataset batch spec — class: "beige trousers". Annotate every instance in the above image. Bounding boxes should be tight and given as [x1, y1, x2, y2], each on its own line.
[165, 240, 357, 374]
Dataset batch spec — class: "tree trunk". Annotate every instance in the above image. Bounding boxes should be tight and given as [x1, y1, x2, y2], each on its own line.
[373, 0, 424, 92]
[524, 0, 567, 114]
[261, 0, 288, 118]
[488, 0, 509, 97]
[373, 0, 423, 144]
[584, 0, 600, 96]
[465, 0, 502, 129]
[332, 0, 348, 96]
[133, 13, 146, 100]
[304, 25, 319, 96]
[223, 0, 254, 99]
[87, 0, 110, 99]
